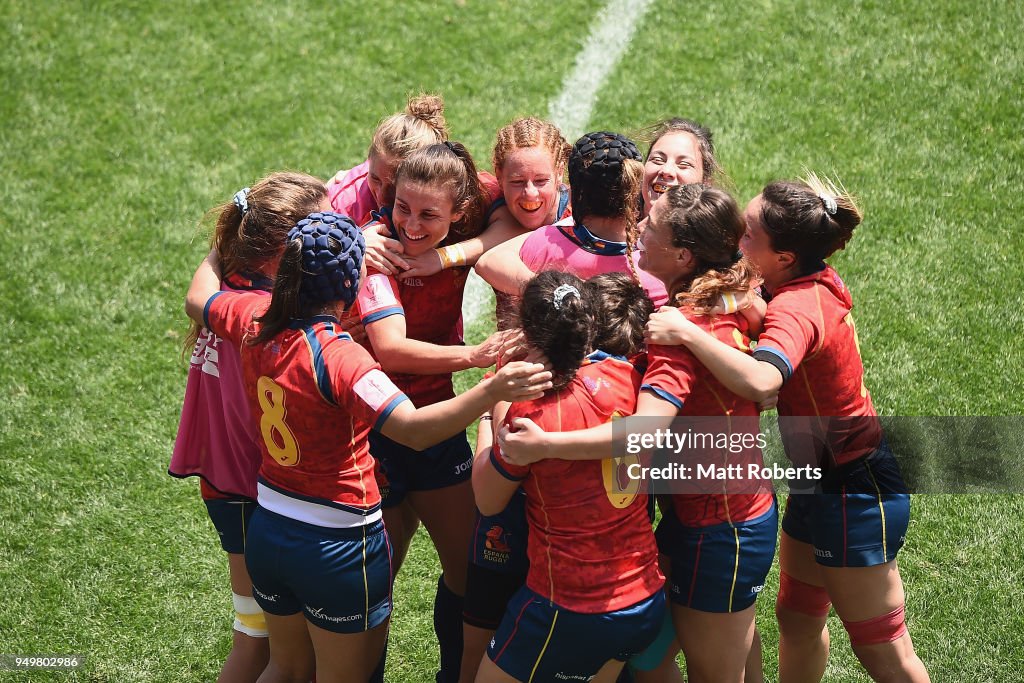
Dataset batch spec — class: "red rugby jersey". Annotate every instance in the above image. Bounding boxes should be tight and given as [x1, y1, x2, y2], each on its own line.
[356, 266, 468, 406]
[753, 264, 881, 467]
[354, 186, 503, 406]
[643, 310, 775, 527]
[204, 291, 408, 527]
[494, 354, 664, 613]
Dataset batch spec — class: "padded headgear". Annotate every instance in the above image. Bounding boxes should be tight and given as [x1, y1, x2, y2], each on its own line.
[568, 131, 642, 186]
[286, 211, 366, 308]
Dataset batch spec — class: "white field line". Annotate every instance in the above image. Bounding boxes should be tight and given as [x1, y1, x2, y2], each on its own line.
[548, 0, 655, 141]
[462, 0, 653, 328]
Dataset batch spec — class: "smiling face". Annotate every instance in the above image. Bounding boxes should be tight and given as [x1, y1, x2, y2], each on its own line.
[636, 196, 687, 286]
[642, 131, 704, 215]
[391, 181, 463, 256]
[367, 151, 400, 209]
[498, 146, 561, 230]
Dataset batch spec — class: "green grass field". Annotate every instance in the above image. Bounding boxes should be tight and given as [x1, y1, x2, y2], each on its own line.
[1, 0, 1022, 680]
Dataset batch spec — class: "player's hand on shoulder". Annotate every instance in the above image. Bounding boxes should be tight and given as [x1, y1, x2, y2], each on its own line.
[363, 221, 409, 275]
[338, 314, 368, 345]
[497, 329, 551, 368]
[645, 306, 695, 346]
[498, 417, 549, 466]
[398, 250, 443, 280]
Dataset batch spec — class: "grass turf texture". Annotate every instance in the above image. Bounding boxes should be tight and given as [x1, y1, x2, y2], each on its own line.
[1, 0, 1021, 680]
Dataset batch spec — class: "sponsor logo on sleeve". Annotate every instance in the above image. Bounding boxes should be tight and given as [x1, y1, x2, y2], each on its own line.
[353, 370, 401, 411]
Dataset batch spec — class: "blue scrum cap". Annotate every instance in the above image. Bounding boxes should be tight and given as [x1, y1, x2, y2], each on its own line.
[286, 211, 366, 307]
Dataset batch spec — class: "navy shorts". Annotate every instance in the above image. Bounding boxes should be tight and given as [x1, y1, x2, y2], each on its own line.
[488, 587, 665, 682]
[657, 499, 778, 613]
[205, 498, 257, 554]
[783, 439, 909, 567]
[245, 507, 392, 633]
[369, 430, 473, 507]
[627, 604, 678, 672]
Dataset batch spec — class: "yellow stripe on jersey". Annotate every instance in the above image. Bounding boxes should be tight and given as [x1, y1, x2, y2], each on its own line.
[528, 610, 559, 683]
[240, 503, 247, 552]
[728, 528, 741, 612]
[362, 524, 370, 630]
[864, 459, 889, 563]
[705, 383, 735, 527]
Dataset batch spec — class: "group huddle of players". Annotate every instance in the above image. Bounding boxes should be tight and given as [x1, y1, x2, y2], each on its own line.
[171, 94, 931, 683]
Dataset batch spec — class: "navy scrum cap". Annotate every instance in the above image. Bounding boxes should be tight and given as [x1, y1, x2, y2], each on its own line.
[286, 212, 366, 308]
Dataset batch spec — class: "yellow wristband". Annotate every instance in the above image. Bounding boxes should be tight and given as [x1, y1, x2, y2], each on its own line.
[436, 243, 468, 269]
[720, 292, 739, 314]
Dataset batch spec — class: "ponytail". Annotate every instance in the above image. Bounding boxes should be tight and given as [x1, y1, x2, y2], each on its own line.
[621, 157, 644, 285]
[250, 238, 305, 346]
[760, 173, 862, 273]
[184, 172, 326, 356]
[659, 184, 757, 314]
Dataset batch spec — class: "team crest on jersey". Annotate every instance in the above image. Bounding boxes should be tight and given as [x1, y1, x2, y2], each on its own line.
[583, 375, 607, 396]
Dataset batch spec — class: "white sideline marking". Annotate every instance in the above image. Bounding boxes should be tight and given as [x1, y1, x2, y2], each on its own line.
[462, 0, 653, 328]
[548, 0, 655, 141]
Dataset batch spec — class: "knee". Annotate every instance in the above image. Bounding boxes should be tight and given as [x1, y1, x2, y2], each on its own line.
[842, 604, 908, 648]
[776, 572, 831, 639]
[232, 593, 269, 639]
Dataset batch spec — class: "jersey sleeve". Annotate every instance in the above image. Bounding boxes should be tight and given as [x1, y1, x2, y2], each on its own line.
[518, 227, 552, 272]
[490, 399, 551, 481]
[356, 270, 405, 325]
[752, 289, 822, 384]
[328, 161, 375, 225]
[325, 339, 410, 431]
[640, 344, 699, 411]
[489, 448, 528, 482]
[203, 291, 267, 346]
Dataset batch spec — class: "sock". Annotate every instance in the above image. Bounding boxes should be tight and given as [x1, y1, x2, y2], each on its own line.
[433, 574, 464, 683]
